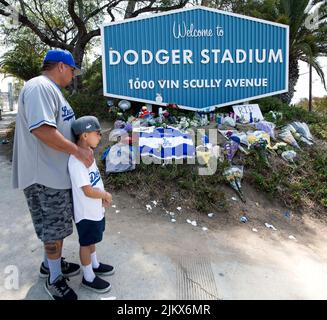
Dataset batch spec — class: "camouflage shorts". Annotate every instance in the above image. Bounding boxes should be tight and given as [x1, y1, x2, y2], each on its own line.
[23, 184, 73, 243]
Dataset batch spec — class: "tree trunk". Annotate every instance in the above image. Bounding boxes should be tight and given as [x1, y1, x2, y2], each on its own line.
[72, 46, 85, 92]
[308, 63, 312, 112]
[280, 56, 299, 104]
[201, 0, 211, 6]
[125, 0, 137, 19]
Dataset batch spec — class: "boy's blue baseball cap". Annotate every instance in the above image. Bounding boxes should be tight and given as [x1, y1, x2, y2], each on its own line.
[43, 49, 82, 76]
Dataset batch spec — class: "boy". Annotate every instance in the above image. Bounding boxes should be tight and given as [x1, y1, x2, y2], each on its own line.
[69, 116, 114, 293]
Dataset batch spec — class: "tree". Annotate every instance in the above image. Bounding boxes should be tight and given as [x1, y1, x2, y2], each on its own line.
[198, 0, 327, 104]
[0, 0, 190, 89]
[0, 32, 47, 81]
[240, 0, 327, 104]
[264, 0, 327, 104]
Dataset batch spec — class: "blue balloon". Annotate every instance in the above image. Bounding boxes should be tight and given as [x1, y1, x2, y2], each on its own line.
[202, 135, 209, 145]
[118, 100, 131, 111]
[230, 135, 241, 144]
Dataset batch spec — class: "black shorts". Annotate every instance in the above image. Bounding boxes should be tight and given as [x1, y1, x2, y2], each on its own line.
[76, 217, 105, 246]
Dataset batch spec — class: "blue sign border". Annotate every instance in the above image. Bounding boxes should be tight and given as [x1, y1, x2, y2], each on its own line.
[101, 6, 289, 111]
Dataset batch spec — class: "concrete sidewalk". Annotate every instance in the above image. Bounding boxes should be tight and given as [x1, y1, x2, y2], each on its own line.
[1, 151, 327, 300]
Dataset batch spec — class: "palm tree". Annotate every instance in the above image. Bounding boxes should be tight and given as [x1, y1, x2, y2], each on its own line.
[276, 0, 327, 103]
[202, 0, 327, 104]
[0, 34, 46, 81]
[240, 0, 327, 104]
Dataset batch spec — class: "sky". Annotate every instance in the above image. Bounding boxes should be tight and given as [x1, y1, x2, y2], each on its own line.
[292, 57, 327, 104]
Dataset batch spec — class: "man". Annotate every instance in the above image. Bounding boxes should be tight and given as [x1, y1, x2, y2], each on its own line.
[12, 49, 93, 300]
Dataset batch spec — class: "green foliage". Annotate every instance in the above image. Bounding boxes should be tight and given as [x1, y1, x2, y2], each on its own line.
[312, 96, 327, 115]
[0, 34, 46, 81]
[254, 96, 288, 114]
[4, 121, 15, 142]
[81, 57, 103, 94]
[296, 96, 327, 116]
[104, 160, 227, 214]
[291, 97, 327, 139]
[66, 92, 109, 120]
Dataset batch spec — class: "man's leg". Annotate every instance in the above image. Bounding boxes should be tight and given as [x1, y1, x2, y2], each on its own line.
[44, 240, 63, 284]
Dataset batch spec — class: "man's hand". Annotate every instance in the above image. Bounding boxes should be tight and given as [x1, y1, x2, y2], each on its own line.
[75, 146, 94, 168]
[31, 125, 94, 167]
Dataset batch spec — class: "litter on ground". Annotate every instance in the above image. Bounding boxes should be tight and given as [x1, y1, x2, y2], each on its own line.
[265, 223, 277, 231]
[240, 216, 248, 223]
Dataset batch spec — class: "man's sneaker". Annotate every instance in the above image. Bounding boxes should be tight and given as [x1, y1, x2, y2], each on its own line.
[93, 263, 115, 276]
[39, 257, 80, 278]
[44, 275, 78, 300]
[81, 276, 111, 293]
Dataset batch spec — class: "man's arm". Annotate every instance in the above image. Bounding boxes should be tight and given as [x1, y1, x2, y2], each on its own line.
[32, 124, 94, 167]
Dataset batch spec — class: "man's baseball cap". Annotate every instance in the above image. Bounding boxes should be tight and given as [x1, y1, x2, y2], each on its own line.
[71, 116, 102, 136]
[43, 49, 82, 76]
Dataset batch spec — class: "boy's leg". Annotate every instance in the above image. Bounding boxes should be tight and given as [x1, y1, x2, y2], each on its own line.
[80, 244, 111, 293]
[80, 245, 96, 282]
[90, 244, 100, 269]
[44, 240, 63, 284]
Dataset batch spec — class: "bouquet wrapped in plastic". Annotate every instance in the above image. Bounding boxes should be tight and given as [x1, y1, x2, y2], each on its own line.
[249, 137, 270, 166]
[281, 150, 297, 163]
[247, 131, 272, 149]
[289, 122, 314, 145]
[255, 121, 276, 139]
[279, 130, 300, 149]
[114, 120, 126, 129]
[223, 166, 246, 202]
[223, 140, 239, 163]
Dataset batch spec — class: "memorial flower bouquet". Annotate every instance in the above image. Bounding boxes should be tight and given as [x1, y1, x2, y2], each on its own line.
[223, 166, 246, 202]
[249, 137, 270, 167]
[223, 140, 239, 163]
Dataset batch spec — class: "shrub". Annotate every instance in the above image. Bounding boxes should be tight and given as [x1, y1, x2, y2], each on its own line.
[66, 93, 109, 120]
